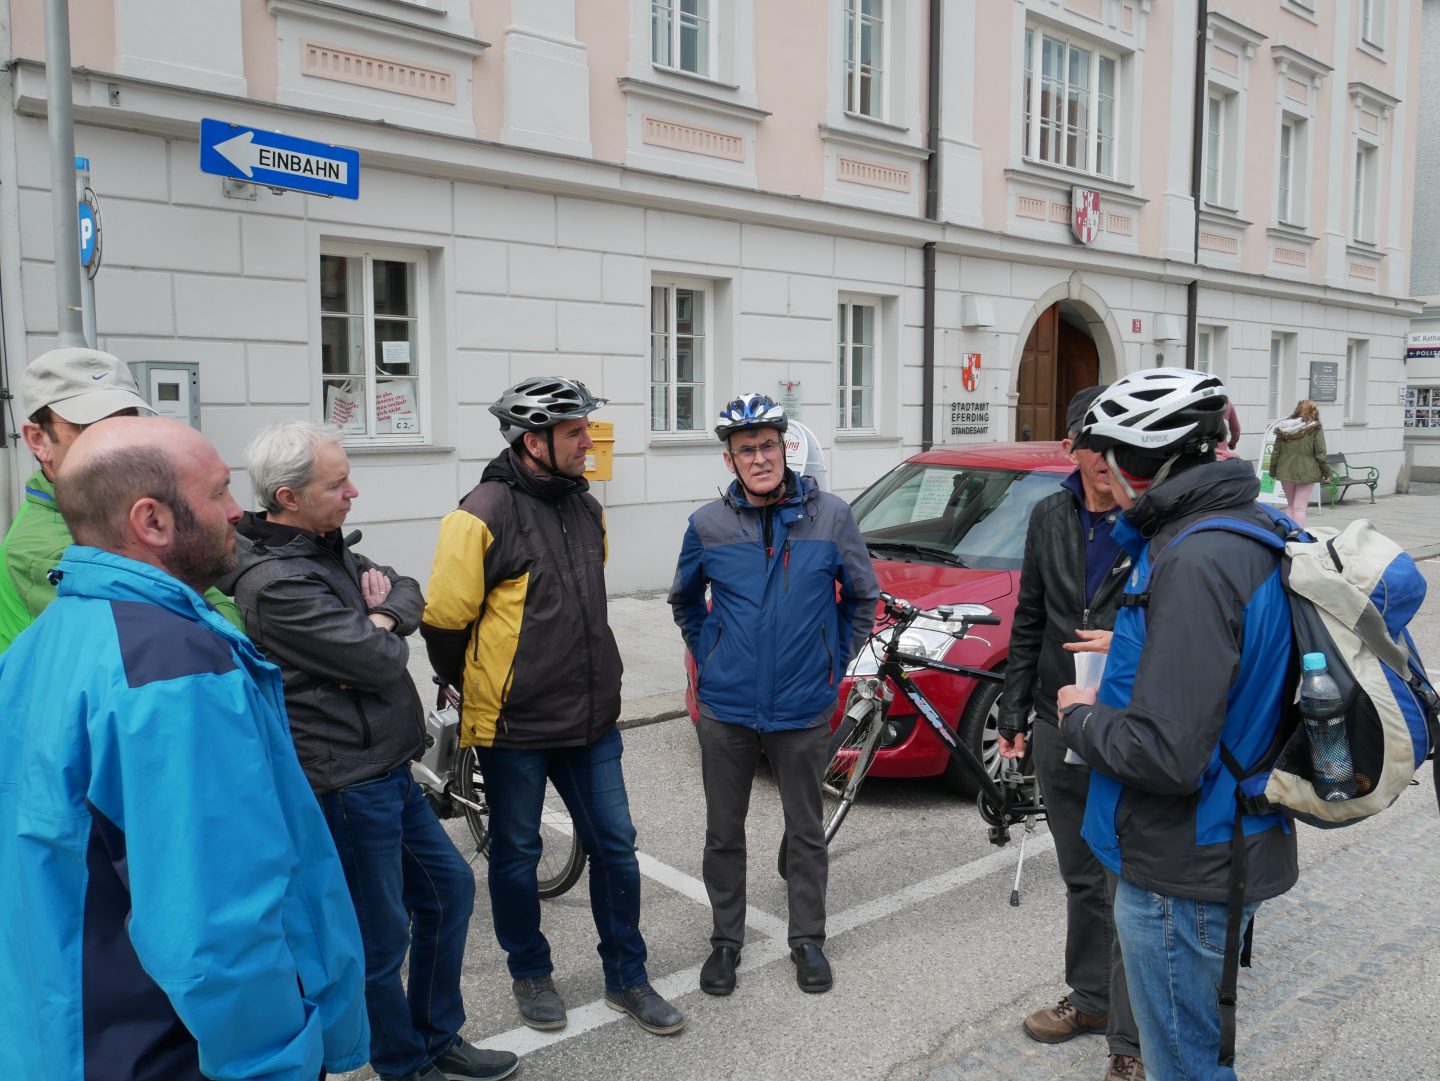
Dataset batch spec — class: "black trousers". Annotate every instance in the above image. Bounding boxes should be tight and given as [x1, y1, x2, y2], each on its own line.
[1034, 720, 1141, 1058]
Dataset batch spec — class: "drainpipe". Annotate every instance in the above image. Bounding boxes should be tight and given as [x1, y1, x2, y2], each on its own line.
[46, 0, 85, 348]
[921, 0, 941, 450]
[1185, 0, 1210, 368]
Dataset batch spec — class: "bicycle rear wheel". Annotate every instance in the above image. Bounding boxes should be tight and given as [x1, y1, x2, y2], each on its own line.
[455, 747, 587, 899]
[776, 702, 886, 879]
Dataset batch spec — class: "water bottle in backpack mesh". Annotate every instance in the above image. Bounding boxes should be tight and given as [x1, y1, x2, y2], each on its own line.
[1297, 653, 1357, 802]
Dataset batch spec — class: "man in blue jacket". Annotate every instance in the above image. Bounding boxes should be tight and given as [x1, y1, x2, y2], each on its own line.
[0, 417, 369, 1081]
[669, 394, 878, 996]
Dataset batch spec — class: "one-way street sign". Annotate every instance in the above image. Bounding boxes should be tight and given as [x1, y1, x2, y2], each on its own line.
[199, 118, 360, 200]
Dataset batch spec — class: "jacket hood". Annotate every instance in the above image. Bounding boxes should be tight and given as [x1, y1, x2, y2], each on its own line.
[55, 546, 247, 643]
[1124, 457, 1260, 538]
[1273, 417, 1319, 440]
[481, 447, 589, 502]
[217, 512, 335, 592]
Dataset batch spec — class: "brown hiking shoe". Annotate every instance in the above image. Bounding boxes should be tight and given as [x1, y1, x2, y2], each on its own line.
[1022, 996, 1108, 1043]
[1103, 1054, 1145, 1081]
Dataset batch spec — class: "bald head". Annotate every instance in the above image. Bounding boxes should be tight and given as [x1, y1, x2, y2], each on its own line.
[57, 417, 241, 591]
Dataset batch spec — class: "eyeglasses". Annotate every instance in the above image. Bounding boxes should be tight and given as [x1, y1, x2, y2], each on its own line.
[731, 440, 782, 463]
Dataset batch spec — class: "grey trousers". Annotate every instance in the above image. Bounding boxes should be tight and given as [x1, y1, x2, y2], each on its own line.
[695, 715, 830, 949]
[1033, 721, 1141, 1059]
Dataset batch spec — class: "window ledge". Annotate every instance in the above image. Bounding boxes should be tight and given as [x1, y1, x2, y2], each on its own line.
[1348, 239, 1381, 253]
[1357, 39, 1386, 62]
[1268, 222, 1316, 243]
[345, 442, 455, 456]
[268, 0, 488, 56]
[1280, 1, 1319, 25]
[819, 123, 929, 162]
[834, 431, 901, 445]
[648, 433, 717, 450]
[618, 76, 770, 123]
[1202, 206, 1254, 228]
[1343, 421, 1368, 429]
[840, 110, 909, 135]
[649, 64, 741, 92]
[1006, 165, 1147, 208]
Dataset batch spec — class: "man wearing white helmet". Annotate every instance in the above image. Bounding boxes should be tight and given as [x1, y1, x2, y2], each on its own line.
[422, 377, 684, 1038]
[669, 393, 878, 997]
[1057, 369, 1297, 1081]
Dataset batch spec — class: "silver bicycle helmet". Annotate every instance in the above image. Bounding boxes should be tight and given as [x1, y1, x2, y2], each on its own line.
[490, 376, 607, 444]
[715, 393, 788, 441]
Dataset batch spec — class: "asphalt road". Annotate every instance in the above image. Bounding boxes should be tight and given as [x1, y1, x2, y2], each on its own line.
[342, 559, 1440, 1081]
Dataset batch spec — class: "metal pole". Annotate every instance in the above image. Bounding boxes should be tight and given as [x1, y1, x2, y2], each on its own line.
[45, 0, 85, 347]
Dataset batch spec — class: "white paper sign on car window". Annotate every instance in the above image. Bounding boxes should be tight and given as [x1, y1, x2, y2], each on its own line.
[911, 469, 957, 522]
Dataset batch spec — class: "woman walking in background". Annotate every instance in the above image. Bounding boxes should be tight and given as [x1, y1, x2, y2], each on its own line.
[1270, 399, 1332, 527]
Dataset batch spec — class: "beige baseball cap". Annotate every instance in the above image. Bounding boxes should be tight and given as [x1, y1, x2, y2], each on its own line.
[24, 348, 156, 425]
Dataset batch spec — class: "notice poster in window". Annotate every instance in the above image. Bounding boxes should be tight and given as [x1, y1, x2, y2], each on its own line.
[911, 469, 957, 522]
[326, 385, 364, 434]
[376, 381, 418, 435]
[381, 340, 411, 373]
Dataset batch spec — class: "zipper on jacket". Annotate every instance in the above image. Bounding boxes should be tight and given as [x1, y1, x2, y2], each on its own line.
[351, 690, 374, 749]
[696, 625, 724, 695]
[555, 504, 599, 744]
[783, 539, 790, 593]
[819, 622, 835, 687]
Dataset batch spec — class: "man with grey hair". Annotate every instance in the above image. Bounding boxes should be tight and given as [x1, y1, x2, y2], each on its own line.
[0, 346, 243, 652]
[0, 416, 370, 1081]
[219, 420, 517, 1081]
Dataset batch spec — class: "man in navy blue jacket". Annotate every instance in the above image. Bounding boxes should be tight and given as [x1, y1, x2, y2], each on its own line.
[669, 394, 878, 997]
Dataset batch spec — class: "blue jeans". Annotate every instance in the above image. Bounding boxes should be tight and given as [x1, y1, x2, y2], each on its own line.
[477, 726, 648, 991]
[320, 766, 476, 1080]
[1112, 877, 1262, 1081]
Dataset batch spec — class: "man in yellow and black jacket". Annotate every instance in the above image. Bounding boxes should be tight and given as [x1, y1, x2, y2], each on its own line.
[421, 376, 684, 1040]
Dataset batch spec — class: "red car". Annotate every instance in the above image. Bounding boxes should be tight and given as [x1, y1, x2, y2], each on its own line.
[685, 441, 1074, 796]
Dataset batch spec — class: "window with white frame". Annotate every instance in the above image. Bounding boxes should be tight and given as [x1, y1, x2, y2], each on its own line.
[1268, 333, 1291, 420]
[1277, 115, 1308, 227]
[1353, 142, 1379, 243]
[1196, 328, 1213, 374]
[650, 281, 709, 432]
[320, 245, 427, 441]
[652, 0, 713, 77]
[837, 300, 878, 430]
[1345, 339, 1368, 423]
[1360, 0, 1385, 47]
[1023, 25, 1120, 178]
[843, 0, 885, 119]
[1204, 90, 1238, 208]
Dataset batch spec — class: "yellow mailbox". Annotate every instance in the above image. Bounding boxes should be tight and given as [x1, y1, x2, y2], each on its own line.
[584, 420, 615, 481]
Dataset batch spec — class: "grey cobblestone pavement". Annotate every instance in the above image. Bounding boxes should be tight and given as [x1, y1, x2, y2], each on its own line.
[899, 777, 1440, 1081]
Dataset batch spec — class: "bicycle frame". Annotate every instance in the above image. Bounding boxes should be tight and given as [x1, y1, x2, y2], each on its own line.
[866, 605, 1044, 846]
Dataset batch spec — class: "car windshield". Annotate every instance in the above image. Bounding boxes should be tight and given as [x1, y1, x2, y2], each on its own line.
[851, 463, 1067, 570]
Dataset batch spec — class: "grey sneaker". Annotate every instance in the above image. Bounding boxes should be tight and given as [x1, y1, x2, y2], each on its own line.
[432, 1040, 519, 1081]
[512, 975, 567, 1031]
[604, 981, 685, 1035]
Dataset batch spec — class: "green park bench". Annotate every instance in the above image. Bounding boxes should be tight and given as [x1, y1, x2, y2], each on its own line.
[1323, 453, 1379, 507]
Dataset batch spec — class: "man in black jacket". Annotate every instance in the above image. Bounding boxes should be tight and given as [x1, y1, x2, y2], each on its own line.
[998, 387, 1142, 1081]
[222, 420, 516, 1081]
[421, 377, 684, 1038]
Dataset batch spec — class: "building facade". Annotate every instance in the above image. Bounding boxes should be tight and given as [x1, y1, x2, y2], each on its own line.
[0, 0, 1421, 590]
[1406, 0, 1440, 478]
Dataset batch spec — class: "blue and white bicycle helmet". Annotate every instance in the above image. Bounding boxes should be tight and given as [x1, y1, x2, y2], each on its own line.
[490, 376, 607, 444]
[1073, 368, 1229, 459]
[715, 393, 788, 441]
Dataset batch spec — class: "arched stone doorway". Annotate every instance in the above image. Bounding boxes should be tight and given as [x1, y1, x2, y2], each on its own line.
[1016, 301, 1100, 441]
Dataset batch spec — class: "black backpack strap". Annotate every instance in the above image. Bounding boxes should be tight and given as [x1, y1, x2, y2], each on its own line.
[1216, 744, 1257, 1069]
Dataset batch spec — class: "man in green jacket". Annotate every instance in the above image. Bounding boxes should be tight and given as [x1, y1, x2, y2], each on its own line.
[0, 347, 243, 652]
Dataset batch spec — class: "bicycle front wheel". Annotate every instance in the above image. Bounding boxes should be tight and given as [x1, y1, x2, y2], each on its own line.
[776, 702, 886, 879]
[454, 747, 586, 899]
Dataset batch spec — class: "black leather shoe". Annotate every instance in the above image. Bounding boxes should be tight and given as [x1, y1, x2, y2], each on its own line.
[790, 943, 833, 993]
[432, 1039, 520, 1081]
[699, 945, 740, 996]
[512, 974, 567, 1030]
[604, 981, 686, 1035]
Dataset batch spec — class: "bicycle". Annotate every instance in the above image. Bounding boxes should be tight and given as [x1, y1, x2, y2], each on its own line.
[779, 592, 1047, 902]
[411, 683, 587, 899]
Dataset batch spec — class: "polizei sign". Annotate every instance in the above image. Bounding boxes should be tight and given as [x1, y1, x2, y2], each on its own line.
[199, 118, 361, 200]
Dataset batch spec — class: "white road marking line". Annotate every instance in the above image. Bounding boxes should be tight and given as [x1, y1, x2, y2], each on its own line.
[635, 851, 790, 940]
[478, 832, 1056, 1056]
